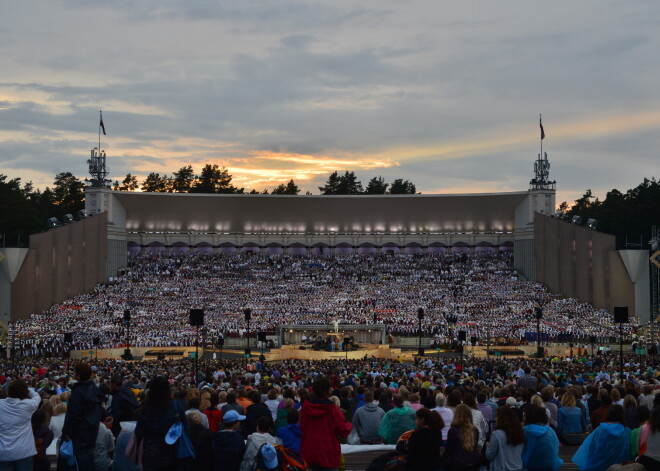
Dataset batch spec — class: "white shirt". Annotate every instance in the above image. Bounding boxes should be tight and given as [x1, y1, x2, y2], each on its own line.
[0, 388, 42, 461]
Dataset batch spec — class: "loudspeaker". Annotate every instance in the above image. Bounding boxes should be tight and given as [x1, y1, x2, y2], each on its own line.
[458, 331, 467, 341]
[122, 348, 133, 361]
[157, 353, 165, 360]
[614, 306, 629, 324]
[589, 336, 596, 344]
[257, 332, 267, 342]
[93, 337, 100, 346]
[189, 309, 204, 326]
[417, 308, 425, 320]
[123, 310, 131, 322]
[64, 333, 73, 343]
[244, 308, 252, 321]
[217, 337, 225, 347]
[534, 307, 543, 320]
[470, 336, 477, 346]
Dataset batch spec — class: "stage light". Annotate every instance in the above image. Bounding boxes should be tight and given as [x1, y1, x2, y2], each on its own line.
[586, 219, 597, 230]
[571, 216, 582, 225]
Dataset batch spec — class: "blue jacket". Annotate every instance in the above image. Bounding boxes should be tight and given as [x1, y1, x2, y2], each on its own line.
[276, 423, 302, 452]
[557, 406, 585, 434]
[522, 424, 562, 471]
[571, 423, 631, 471]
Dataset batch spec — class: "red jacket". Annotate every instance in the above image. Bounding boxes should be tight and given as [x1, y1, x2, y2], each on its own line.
[300, 399, 352, 468]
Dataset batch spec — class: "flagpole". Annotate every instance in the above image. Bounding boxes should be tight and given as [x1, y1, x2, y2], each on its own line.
[99, 110, 102, 153]
[540, 113, 543, 159]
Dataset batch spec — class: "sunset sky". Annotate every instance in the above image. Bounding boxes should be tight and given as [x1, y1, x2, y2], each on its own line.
[1, 1, 659, 206]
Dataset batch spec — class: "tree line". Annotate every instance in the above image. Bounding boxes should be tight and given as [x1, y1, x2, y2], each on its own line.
[559, 177, 660, 249]
[114, 166, 417, 195]
[0, 172, 85, 246]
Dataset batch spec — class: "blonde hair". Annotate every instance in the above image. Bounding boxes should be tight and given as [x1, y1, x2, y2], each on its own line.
[187, 412, 201, 426]
[530, 395, 545, 408]
[561, 392, 576, 408]
[329, 396, 341, 408]
[54, 403, 68, 416]
[451, 404, 475, 452]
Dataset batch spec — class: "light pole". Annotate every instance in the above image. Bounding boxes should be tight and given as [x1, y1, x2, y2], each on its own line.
[417, 308, 425, 357]
[244, 309, 252, 358]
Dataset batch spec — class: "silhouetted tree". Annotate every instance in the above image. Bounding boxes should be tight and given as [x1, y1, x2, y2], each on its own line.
[119, 173, 139, 191]
[272, 179, 300, 195]
[388, 179, 416, 194]
[172, 165, 195, 193]
[364, 176, 388, 194]
[191, 164, 243, 194]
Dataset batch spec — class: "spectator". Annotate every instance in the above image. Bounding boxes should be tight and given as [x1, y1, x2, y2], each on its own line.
[275, 398, 295, 432]
[49, 402, 67, 441]
[187, 412, 213, 470]
[522, 404, 562, 471]
[443, 404, 482, 471]
[135, 376, 189, 471]
[591, 388, 613, 430]
[300, 377, 352, 471]
[541, 387, 558, 428]
[432, 392, 454, 445]
[378, 394, 416, 445]
[485, 406, 524, 471]
[351, 390, 385, 444]
[109, 375, 140, 437]
[240, 416, 282, 471]
[629, 405, 650, 460]
[203, 392, 223, 433]
[636, 406, 660, 469]
[399, 408, 443, 471]
[623, 394, 639, 429]
[94, 412, 115, 471]
[556, 391, 586, 445]
[212, 410, 246, 471]
[31, 408, 54, 471]
[572, 405, 631, 471]
[244, 390, 273, 438]
[62, 362, 106, 471]
[276, 408, 302, 452]
[264, 389, 280, 422]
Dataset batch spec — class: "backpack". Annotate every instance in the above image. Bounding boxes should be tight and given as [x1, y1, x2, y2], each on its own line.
[254, 444, 308, 471]
[254, 443, 282, 471]
[274, 444, 308, 471]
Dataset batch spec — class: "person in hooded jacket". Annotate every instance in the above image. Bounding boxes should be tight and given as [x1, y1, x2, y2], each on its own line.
[276, 408, 302, 452]
[300, 376, 352, 471]
[521, 404, 562, 471]
[351, 390, 385, 444]
[379, 394, 416, 445]
[0, 378, 42, 471]
[62, 362, 107, 471]
[572, 405, 631, 471]
[240, 416, 282, 471]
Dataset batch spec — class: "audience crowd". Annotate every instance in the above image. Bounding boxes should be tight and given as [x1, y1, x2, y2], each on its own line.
[1, 353, 660, 470]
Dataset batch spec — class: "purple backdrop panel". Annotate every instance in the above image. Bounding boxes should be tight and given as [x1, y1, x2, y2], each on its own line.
[428, 245, 446, 254]
[335, 245, 353, 255]
[312, 245, 329, 255]
[381, 245, 400, 254]
[195, 244, 213, 254]
[404, 245, 423, 254]
[265, 246, 284, 255]
[289, 245, 308, 255]
[358, 245, 377, 254]
[218, 245, 237, 254]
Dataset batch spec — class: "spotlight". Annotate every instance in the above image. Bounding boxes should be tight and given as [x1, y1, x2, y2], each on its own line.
[571, 216, 582, 225]
[77, 209, 89, 219]
[47, 217, 60, 229]
[63, 214, 75, 224]
[586, 219, 597, 230]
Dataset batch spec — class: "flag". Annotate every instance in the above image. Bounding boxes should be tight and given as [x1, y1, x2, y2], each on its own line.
[539, 115, 545, 140]
[100, 112, 107, 135]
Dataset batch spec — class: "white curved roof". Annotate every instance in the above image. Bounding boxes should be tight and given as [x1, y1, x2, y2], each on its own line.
[112, 191, 529, 234]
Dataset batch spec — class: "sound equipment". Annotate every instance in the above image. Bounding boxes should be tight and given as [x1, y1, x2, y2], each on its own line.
[123, 310, 131, 322]
[534, 307, 543, 320]
[589, 336, 596, 344]
[458, 331, 467, 341]
[217, 337, 225, 347]
[93, 337, 100, 346]
[122, 348, 134, 360]
[258, 332, 267, 342]
[189, 309, 204, 326]
[614, 306, 629, 324]
[470, 336, 477, 346]
[299, 346, 306, 350]
[417, 308, 425, 320]
[244, 308, 252, 321]
[64, 333, 73, 343]
[157, 353, 165, 360]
